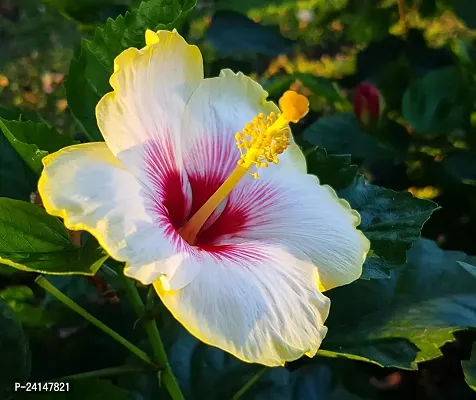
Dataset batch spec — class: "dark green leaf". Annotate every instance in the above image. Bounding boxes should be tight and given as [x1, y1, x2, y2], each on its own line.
[302, 113, 393, 163]
[293, 73, 349, 106]
[321, 239, 476, 368]
[31, 283, 139, 381]
[0, 118, 77, 175]
[205, 11, 294, 57]
[121, 307, 369, 400]
[305, 147, 358, 190]
[0, 106, 45, 123]
[0, 298, 30, 400]
[354, 31, 454, 112]
[339, 176, 439, 279]
[356, 31, 453, 78]
[16, 379, 131, 400]
[462, 343, 476, 391]
[243, 359, 370, 400]
[120, 314, 262, 399]
[262, 76, 295, 98]
[66, 0, 197, 141]
[41, 275, 98, 307]
[356, 34, 405, 74]
[0, 198, 108, 275]
[402, 66, 472, 135]
[213, 0, 290, 14]
[0, 286, 54, 328]
[0, 108, 50, 201]
[345, 7, 395, 44]
[44, 0, 130, 25]
[0, 133, 37, 201]
[0, 264, 23, 276]
[305, 146, 438, 279]
[404, 29, 455, 73]
[263, 74, 347, 108]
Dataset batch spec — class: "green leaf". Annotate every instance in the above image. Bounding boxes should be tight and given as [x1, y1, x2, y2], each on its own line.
[402, 66, 472, 136]
[41, 276, 98, 307]
[43, 0, 130, 25]
[302, 114, 393, 163]
[305, 147, 439, 279]
[66, 0, 197, 141]
[262, 75, 295, 98]
[0, 133, 37, 202]
[0, 297, 30, 400]
[0, 118, 77, 175]
[355, 31, 454, 112]
[30, 285, 139, 381]
[344, 7, 395, 44]
[0, 286, 54, 328]
[0, 106, 45, 123]
[262, 74, 348, 109]
[205, 11, 294, 57]
[120, 307, 369, 400]
[243, 360, 370, 400]
[305, 147, 358, 190]
[340, 176, 439, 279]
[0, 108, 52, 201]
[119, 315, 262, 399]
[463, 343, 476, 391]
[16, 379, 131, 400]
[0, 198, 108, 275]
[293, 73, 349, 107]
[321, 239, 476, 368]
[213, 0, 290, 14]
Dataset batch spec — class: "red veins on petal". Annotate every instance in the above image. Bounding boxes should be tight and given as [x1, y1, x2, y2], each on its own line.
[142, 135, 284, 256]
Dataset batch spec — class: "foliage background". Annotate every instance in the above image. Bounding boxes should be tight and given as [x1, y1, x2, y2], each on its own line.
[1, 0, 476, 399]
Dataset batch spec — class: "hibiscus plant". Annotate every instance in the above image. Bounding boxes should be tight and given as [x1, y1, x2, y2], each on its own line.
[1, 0, 476, 399]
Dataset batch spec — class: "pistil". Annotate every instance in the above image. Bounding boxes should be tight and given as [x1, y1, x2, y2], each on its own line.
[179, 90, 309, 245]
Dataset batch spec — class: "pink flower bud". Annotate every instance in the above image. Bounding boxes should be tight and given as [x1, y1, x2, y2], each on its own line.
[353, 83, 381, 126]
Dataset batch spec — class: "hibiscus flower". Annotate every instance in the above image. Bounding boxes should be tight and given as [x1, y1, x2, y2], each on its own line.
[39, 29, 369, 367]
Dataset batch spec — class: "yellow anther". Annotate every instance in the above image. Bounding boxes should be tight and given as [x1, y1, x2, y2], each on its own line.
[279, 90, 309, 123]
[179, 90, 308, 246]
[233, 90, 309, 171]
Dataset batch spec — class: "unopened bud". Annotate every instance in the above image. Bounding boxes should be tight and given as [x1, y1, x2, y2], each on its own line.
[353, 83, 382, 127]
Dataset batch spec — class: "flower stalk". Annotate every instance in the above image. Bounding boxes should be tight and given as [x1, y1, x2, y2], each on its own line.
[50, 365, 153, 382]
[118, 273, 184, 400]
[232, 367, 268, 400]
[35, 275, 155, 367]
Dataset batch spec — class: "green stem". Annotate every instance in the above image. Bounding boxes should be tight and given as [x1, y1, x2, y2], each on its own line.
[35, 275, 155, 368]
[118, 275, 184, 400]
[50, 365, 152, 382]
[232, 368, 268, 400]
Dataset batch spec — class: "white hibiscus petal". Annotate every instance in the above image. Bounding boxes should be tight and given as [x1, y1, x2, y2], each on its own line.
[97, 29, 203, 165]
[180, 70, 306, 218]
[154, 241, 329, 366]
[95, 30, 204, 221]
[38, 143, 202, 286]
[204, 169, 370, 292]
